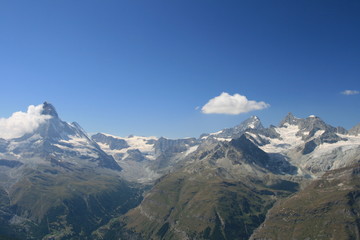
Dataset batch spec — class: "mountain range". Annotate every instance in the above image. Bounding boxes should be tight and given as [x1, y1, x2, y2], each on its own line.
[0, 102, 359, 239]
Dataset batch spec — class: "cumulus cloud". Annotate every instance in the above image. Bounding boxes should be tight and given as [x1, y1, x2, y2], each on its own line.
[0, 104, 52, 139]
[341, 90, 359, 95]
[201, 92, 270, 115]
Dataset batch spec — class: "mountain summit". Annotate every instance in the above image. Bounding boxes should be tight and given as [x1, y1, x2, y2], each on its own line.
[209, 115, 264, 139]
[0, 102, 121, 171]
[279, 112, 299, 126]
[41, 101, 58, 117]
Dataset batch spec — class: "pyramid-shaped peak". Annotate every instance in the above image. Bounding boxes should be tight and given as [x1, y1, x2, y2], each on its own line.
[236, 115, 263, 130]
[285, 112, 296, 120]
[42, 102, 58, 118]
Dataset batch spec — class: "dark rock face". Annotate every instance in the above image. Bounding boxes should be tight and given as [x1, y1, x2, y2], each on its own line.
[125, 149, 146, 162]
[0, 159, 23, 168]
[230, 135, 297, 175]
[320, 130, 347, 143]
[302, 140, 318, 155]
[230, 135, 269, 167]
[41, 101, 58, 118]
[91, 133, 129, 150]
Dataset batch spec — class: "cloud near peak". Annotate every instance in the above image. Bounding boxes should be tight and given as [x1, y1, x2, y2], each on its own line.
[341, 90, 359, 95]
[201, 92, 270, 115]
[0, 104, 52, 139]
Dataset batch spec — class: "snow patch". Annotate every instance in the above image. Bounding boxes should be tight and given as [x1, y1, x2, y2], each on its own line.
[312, 134, 360, 158]
[214, 137, 231, 142]
[56, 136, 99, 158]
[260, 124, 302, 153]
[95, 133, 158, 161]
[210, 130, 223, 136]
[184, 145, 199, 156]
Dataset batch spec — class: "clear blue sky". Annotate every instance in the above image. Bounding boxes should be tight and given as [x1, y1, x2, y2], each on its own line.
[1, 0, 359, 138]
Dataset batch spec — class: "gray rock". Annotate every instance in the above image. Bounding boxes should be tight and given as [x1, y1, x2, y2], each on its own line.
[124, 149, 146, 162]
[92, 133, 129, 150]
[336, 126, 348, 135]
[154, 137, 198, 156]
[349, 123, 360, 136]
[279, 112, 300, 126]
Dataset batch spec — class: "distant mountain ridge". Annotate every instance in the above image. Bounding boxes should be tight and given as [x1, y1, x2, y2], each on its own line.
[92, 111, 360, 183]
[0, 102, 360, 239]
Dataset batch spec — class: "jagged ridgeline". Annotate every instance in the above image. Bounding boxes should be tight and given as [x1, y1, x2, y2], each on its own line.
[1, 102, 360, 239]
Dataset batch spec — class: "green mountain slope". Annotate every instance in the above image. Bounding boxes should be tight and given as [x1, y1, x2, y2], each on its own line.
[0, 166, 143, 240]
[250, 163, 360, 240]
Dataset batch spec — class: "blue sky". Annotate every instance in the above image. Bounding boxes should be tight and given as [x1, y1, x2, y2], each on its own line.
[1, 0, 359, 138]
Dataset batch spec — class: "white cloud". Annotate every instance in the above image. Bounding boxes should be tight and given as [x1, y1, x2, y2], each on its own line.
[201, 92, 270, 115]
[0, 104, 52, 139]
[341, 90, 359, 95]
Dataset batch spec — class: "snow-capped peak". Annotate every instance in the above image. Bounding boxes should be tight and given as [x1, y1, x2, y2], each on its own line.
[247, 116, 261, 129]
